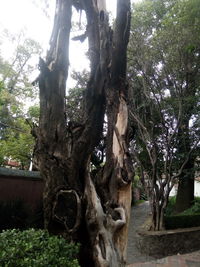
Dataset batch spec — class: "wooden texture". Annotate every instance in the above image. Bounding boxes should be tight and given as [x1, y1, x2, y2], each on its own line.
[34, 0, 132, 266]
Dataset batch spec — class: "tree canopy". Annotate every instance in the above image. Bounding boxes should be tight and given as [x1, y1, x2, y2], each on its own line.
[128, 0, 200, 229]
[0, 32, 41, 168]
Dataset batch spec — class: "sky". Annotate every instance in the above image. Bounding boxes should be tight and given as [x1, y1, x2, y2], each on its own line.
[0, 0, 138, 87]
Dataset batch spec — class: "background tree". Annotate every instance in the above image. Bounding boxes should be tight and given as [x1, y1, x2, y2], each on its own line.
[65, 70, 88, 123]
[0, 118, 35, 169]
[66, 70, 106, 170]
[33, 1, 132, 266]
[159, 0, 200, 212]
[128, 0, 200, 229]
[0, 31, 42, 168]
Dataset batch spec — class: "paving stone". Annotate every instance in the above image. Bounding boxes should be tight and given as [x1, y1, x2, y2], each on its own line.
[127, 202, 200, 267]
[127, 202, 156, 264]
[127, 251, 200, 267]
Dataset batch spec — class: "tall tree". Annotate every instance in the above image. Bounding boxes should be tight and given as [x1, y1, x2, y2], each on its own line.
[0, 33, 42, 168]
[33, 1, 132, 266]
[128, 0, 200, 229]
[160, 0, 200, 212]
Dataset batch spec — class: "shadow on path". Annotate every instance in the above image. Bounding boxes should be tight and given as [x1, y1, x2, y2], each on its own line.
[127, 201, 156, 264]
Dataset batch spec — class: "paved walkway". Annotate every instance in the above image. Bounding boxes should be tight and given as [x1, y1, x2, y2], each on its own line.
[127, 201, 156, 264]
[127, 201, 200, 266]
[127, 250, 200, 267]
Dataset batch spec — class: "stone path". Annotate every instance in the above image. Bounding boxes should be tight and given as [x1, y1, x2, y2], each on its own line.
[127, 201, 200, 267]
[127, 201, 156, 264]
[127, 250, 200, 267]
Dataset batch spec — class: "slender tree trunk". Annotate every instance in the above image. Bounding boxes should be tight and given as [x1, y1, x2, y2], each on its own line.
[150, 191, 165, 231]
[149, 182, 169, 231]
[33, 0, 132, 266]
[150, 202, 165, 231]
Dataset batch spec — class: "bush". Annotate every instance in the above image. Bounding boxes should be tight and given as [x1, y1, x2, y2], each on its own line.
[180, 197, 200, 215]
[164, 196, 176, 216]
[165, 214, 200, 229]
[165, 196, 200, 229]
[0, 229, 80, 267]
[165, 196, 200, 216]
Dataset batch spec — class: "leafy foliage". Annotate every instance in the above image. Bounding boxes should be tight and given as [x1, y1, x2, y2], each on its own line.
[165, 213, 200, 229]
[0, 229, 80, 267]
[0, 118, 34, 168]
[128, 0, 200, 229]
[66, 70, 88, 123]
[0, 31, 41, 168]
[166, 196, 200, 216]
[181, 198, 200, 215]
[165, 196, 200, 229]
[165, 196, 177, 216]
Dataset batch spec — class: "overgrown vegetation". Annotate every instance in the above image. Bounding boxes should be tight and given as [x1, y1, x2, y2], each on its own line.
[165, 196, 200, 229]
[0, 229, 80, 267]
[165, 214, 200, 229]
[0, 32, 41, 169]
[129, 0, 200, 230]
[166, 196, 200, 216]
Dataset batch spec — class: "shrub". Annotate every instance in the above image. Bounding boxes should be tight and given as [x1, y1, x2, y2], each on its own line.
[180, 197, 200, 215]
[165, 214, 200, 229]
[0, 229, 80, 267]
[164, 196, 176, 216]
[165, 196, 200, 216]
[165, 197, 200, 229]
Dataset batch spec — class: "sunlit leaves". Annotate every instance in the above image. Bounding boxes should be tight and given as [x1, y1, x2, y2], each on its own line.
[0, 30, 42, 168]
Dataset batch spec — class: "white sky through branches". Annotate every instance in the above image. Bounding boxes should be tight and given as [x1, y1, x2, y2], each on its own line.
[0, 0, 139, 87]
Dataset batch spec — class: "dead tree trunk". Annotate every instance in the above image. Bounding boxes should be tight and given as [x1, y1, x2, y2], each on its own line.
[33, 0, 132, 266]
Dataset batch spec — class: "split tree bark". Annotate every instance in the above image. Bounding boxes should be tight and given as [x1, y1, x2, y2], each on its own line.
[33, 0, 132, 266]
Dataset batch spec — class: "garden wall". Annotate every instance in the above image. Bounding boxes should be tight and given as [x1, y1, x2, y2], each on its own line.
[0, 167, 43, 211]
[136, 225, 200, 258]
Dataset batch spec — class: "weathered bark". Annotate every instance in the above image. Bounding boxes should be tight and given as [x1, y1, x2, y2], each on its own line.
[174, 69, 197, 213]
[105, 1, 132, 261]
[175, 154, 195, 213]
[84, 1, 132, 265]
[34, 0, 73, 233]
[33, 0, 132, 266]
[175, 120, 195, 213]
[175, 170, 194, 213]
[149, 185, 169, 231]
